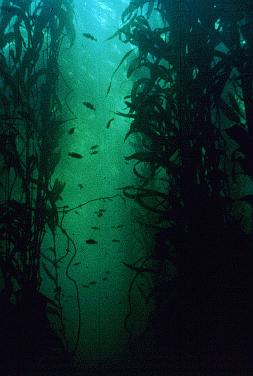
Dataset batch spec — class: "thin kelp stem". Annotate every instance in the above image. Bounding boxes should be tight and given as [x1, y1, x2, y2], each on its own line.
[57, 194, 126, 214]
[58, 224, 81, 358]
[123, 255, 152, 354]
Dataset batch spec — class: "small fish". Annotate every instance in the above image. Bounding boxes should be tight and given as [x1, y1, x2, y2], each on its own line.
[83, 33, 97, 41]
[82, 285, 89, 288]
[78, 184, 84, 189]
[68, 152, 83, 159]
[73, 262, 81, 266]
[106, 118, 115, 129]
[105, 271, 110, 274]
[90, 145, 99, 150]
[68, 127, 75, 135]
[112, 239, 120, 243]
[91, 226, 100, 230]
[102, 277, 108, 281]
[86, 239, 98, 244]
[90, 150, 98, 155]
[74, 211, 80, 215]
[83, 102, 96, 110]
[89, 281, 97, 285]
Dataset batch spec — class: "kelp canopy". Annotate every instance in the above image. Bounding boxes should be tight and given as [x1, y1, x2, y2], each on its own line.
[114, 0, 253, 370]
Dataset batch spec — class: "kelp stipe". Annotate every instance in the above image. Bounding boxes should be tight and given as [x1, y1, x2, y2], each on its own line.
[112, 0, 253, 371]
[0, 0, 78, 373]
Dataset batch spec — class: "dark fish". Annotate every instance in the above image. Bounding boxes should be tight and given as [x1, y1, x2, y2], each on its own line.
[105, 271, 110, 274]
[68, 152, 83, 159]
[83, 102, 96, 110]
[86, 239, 98, 244]
[91, 226, 100, 230]
[112, 239, 120, 243]
[90, 145, 99, 150]
[68, 127, 75, 134]
[82, 285, 89, 288]
[106, 118, 114, 129]
[90, 150, 98, 155]
[74, 211, 80, 215]
[73, 262, 81, 266]
[89, 281, 97, 285]
[83, 33, 97, 41]
[78, 184, 84, 189]
[102, 277, 108, 281]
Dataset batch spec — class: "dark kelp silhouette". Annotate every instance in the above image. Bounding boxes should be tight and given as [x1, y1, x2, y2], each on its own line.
[0, 0, 78, 373]
[110, 0, 253, 372]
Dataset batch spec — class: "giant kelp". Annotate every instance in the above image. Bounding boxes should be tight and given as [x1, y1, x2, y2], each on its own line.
[112, 0, 253, 371]
[0, 0, 77, 372]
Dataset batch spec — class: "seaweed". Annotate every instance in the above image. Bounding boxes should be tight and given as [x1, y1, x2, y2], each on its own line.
[0, 0, 77, 371]
[115, 0, 253, 370]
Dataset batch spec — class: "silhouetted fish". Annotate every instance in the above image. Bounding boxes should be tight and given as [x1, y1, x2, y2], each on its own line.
[68, 152, 83, 158]
[83, 102, 96, 110]
[90, 145, 99, 150]
[83, 33, 97, 41]
[89, 281, 97, 285]
[86, 239, 98, 244]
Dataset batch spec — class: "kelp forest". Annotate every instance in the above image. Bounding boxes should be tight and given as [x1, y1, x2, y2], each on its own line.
[0, 0, 253, 375]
